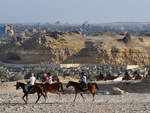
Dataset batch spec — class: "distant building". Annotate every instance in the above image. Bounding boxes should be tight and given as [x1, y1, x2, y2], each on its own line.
[32, 28, 37, 33]
[41, 30, 46, 33]
[20, 32, 26, 37]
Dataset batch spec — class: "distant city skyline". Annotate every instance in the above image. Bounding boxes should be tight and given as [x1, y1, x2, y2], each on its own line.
[0, 0, 150, 24]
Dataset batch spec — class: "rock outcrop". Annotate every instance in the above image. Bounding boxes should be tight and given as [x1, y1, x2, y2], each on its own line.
[0, 31, 150, 65]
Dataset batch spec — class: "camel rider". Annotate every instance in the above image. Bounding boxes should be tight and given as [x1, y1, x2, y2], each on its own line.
[45, 72, 53, 84]
[79, 72, 87, 90]
[25, 73, 36, 92]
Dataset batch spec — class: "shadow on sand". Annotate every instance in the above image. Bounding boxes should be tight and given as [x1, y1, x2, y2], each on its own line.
[63, 80, 150, 94]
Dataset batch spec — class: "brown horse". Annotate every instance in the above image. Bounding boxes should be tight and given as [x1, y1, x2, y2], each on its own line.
[52, 75, 60, 82]
[133, 74, 143, 80]
[16, 82, 46, 104]
[42, 75, 60, 83]
[105, 74, 119, 80]
[43, 82, 64, 100]
[66, 81, 99, 102]
[122, 75, 133, 80]
[96, 75, 105, 81]
[96, 74, 119, 81]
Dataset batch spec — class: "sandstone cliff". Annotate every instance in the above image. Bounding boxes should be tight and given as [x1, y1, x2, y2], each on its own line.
[0, 31, 150, 65]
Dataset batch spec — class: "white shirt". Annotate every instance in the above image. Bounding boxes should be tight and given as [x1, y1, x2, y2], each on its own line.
[79, 75, 87, 83]
[29, 76, 36, 85]
[46, 76, 53, 84]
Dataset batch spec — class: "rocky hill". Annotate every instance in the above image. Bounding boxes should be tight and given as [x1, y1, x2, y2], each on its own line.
[0, 31, 150, 65]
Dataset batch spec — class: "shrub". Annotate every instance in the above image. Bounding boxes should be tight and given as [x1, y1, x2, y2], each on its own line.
[0, 67, 8, 81]
[9, 72, 24, 81]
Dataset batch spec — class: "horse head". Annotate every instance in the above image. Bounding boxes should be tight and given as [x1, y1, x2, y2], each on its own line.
[66, 81, 74, 88]
[16, 82, 23, 90]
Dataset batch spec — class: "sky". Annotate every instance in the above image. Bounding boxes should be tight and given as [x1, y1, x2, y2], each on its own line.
[0, 0, 150, 24]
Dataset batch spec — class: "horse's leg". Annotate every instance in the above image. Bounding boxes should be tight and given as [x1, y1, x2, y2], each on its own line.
[80, 93, 85, 102]
[25, 94, 28, 104]
[41, 92, 46, 102]
[73, 93, 78, 102]
[57, 92, 62, 100]
[91, 91, 95, 101]
[22, 94, 26, 103]
[35, 92, 41, 104]
[44, 90, 48, 100]
[89, 88, 95, 101]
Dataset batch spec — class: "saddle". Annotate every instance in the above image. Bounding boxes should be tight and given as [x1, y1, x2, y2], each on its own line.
[78, 82, 88, 91]
[25, 84, 34, 93]
[82, 86, 88, 91]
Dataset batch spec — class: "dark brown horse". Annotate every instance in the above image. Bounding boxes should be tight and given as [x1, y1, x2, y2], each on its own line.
[122, 75, 133, 80]
[52, 75, 60, 82]
[43, 82, 64, 100]
[96, 74, 119, 81]
[105, 74, 119, 80]
[96, 75, 105, 81]
[16, 82, 46, 104]
[42, 75, 60, 83]
[66, 81, 99, 102]
[133, 74, 143, 80]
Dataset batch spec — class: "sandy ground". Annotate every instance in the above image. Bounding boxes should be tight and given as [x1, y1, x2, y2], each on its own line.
[1, 80, 150, 113]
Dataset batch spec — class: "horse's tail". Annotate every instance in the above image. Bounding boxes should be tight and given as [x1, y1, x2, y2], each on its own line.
[59, 82, 64, 92]
[93, 83, 99, 90]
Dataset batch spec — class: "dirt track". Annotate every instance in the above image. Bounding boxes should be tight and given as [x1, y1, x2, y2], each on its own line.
[1, 81, 150, 113]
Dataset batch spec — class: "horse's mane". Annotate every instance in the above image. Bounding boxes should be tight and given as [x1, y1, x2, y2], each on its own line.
[17, 82, 25, 85]
[17, 81, 24, 84]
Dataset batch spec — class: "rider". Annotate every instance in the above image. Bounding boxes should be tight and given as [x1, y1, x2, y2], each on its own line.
[79, 71, 87, 90]
[99, 71, 104, 79]
[125, 70, 130, 77]
[25, 73, 36, 92]
[43, 73, 48, 82]
[107, 71, 112, 79]
[45, 72, 53, 84]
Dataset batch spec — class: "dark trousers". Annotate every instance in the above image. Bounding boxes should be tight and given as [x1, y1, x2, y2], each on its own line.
[79, 82, 86, 89]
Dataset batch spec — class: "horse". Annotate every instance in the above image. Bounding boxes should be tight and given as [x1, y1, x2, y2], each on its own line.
[133, 74, 143, 80]
[42, 75, 60, 83]
[122, 75, 133, 80]
[66, 81, 99, 102]
[104, 74, 119, 80]
[43, 82, 64, 100]
[52, 75, 60, 82]
[96, 74, 119, 81]
[15, 82, 46, 104]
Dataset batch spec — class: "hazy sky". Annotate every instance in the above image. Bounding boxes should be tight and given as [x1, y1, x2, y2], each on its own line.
[0, 0, 150, 24]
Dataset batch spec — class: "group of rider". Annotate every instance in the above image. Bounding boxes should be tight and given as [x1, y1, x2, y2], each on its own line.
[99, 71, 113, 80]
[25, 71, 87, 92]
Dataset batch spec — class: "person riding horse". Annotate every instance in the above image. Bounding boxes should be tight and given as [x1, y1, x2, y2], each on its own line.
[99, 71, 104, 80]
[79, 72, 87, 91]
[42, 73, 47, 82]
[123, 70, 132, 80]
[45, 72, 53, 84]
[106, 71, 113, 80]
[25, 73, 36, 92]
